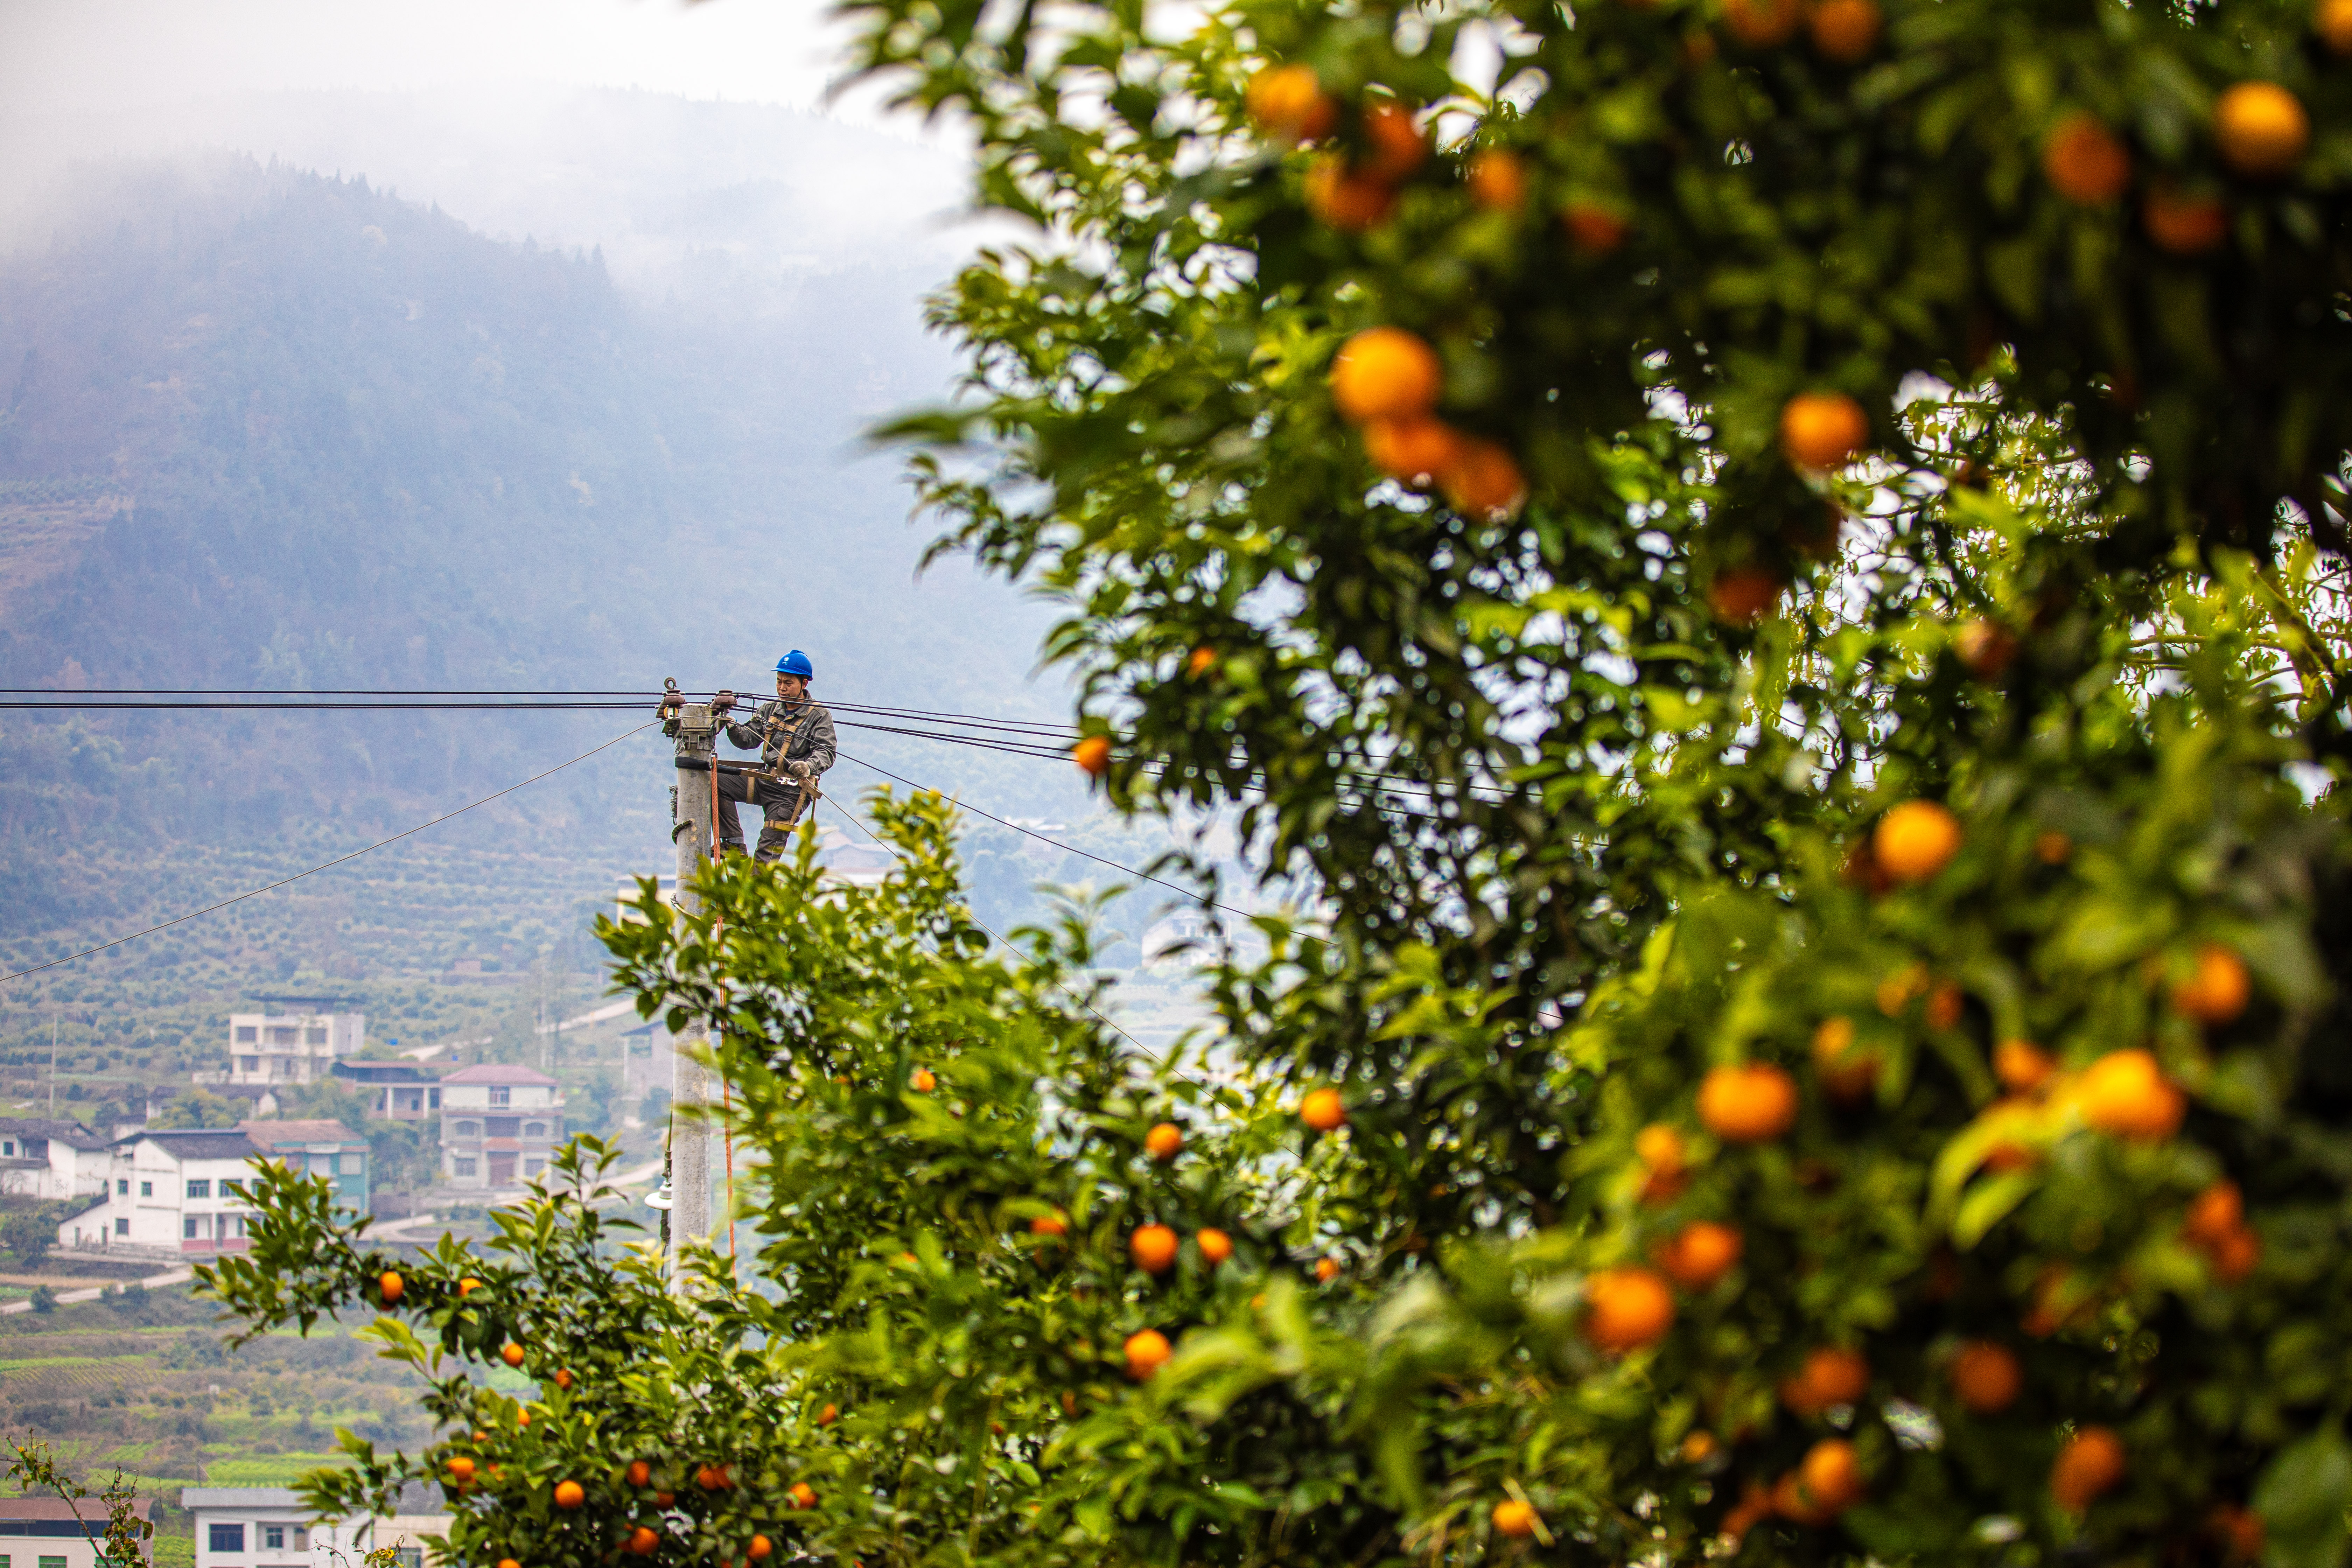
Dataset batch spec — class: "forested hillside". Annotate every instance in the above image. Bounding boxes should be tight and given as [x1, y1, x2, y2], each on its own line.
[0, 156, 1179, 1067]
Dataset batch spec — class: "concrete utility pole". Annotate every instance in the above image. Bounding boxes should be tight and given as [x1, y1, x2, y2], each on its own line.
[662, 687, 720, 1279]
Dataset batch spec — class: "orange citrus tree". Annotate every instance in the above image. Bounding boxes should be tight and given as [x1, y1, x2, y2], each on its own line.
[201, 0, 2352, 1563]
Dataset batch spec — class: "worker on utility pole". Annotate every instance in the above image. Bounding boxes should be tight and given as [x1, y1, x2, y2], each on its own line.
[713, 650, 837, 860]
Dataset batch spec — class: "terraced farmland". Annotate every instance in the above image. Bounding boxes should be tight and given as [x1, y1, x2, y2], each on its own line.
[0, 1283, 440, 1554]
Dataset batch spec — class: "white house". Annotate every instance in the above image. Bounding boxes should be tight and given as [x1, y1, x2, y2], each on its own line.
[185, 1488, 446, 1568]
[0, 1119, 117, 1202]
[0, 1494, 160, 1568]
[54, 1130, 262, 1258]
[227, 1005, 365, 1086]
[439, 1064, 565, 1189]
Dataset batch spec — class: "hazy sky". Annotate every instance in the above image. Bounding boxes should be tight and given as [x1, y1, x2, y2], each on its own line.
[0, 0, 873, 117]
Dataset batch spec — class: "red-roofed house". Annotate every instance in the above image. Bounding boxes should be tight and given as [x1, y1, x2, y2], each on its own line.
[438, 1065, 565, 1190]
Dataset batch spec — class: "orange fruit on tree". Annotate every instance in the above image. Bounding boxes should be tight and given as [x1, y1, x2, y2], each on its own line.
[1656, 1220, 1744, 1289]
[1953, 620, 2017, 679]
[1697, 1062, 1799, 1142]
[2145, 190, 2228, 254]
[910, 1068, 937, 1092]
[553, 1368, 573, 1391]
[1492, 1498, 1539, 1536]
[1300, 1087, 1347, 1130]
[1363, 415, 1463, 487]
[2184, 1180, 2244, 1245]
[1811, 1016, 1876, 1100]
[789, 1482, 817, 1509]
[2034, 831, 2073, 864]
[1782, 1346, 1870, 1413]
[2208, 1224, 2261, 1283]
[1772, 1468, 1833, 1525]
[654, 1491, 674, 1507]
[2076, 1048, 2185, 1139]
[2212, 1504, 2266, 1563]
[2216, 83, 2309, 176]
[498, 1559, 520, 1568]
[1800, 1438, 1864, 1511]
[517, 1410, 532, 1428]
[1130, 1223, 1180, 1274]
[627, 1460, 652, 1487]
[1245, 63, 1337, 142]
[1723, 0, 1802, 46]
[1186, 645, 1217, 677]
[1994, 1038, 2056, 1093]
[1197, 1227, 1234, 1264]
[458, 1276, 483, 1297]
[1781, 391, 1870, 471]
[554, 1480, 585, 1510]
[1874, 799, 1962, 882]
[1707, 566, 1786, 624]
[378, 1270, 404, 1304]
[1073, 736, 1113, 777]
[1721, 1479, 1775, 1539]
[1636, 1123, 1690, 1203]
[1679, 1431, 1718, 1463]
[747, 1538, 773, 1562]
[2045, 113, 2130, 202]
[2170, 943, 2250, 1023]
[1561, 202, 1629, 254]
[1949, 1341, 2022, 1413]
[501, 1343, 525, 1368]
[2051, 1427, 2125, 1510]
[1808, 0, 1880, 60]
[1583, 1266, 1677, 1352]
[818, 1402, 838, 1426]
[1439, 438, 1527, 521]
[2323, 0, 2352, 52]
[1362, 102, 1430, 181]
[1030, 1213, 1068, 1238]
[1124, 1328, 1173, 1380]
[1468, 148, 1528, 211]
[627, 1527, 659, 1556]
[1144, 1121, 1183, 1160]
[446, 1457, 476, 1483]
[1314, 1256, 1341, 1282]
[1924, 980, 1965, 1031]
[1330, 328, 1442, 425]
[1305, 156, 1398, 230]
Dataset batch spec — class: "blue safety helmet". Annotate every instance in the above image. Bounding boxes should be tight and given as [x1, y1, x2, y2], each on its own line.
[775, 649, 814, 681]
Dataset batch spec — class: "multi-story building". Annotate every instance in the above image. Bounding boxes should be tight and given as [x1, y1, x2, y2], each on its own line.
[439, 1064, 565, 1189]
[55, 1129, 262, 1258]
[0, 1119, 118, 1202]
[239, 1120, 369, 1211]
[185, 1486, 445, 1568]
[226, 1000, 365, 1086]
[330, 1059, 442, 1122]
[0, 1494, 161, 1568]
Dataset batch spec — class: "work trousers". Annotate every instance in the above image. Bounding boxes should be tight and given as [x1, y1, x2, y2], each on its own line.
[715, 774, 810, 862]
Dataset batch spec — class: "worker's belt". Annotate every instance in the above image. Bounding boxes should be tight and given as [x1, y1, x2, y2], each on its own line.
[675, 756, 811, 806]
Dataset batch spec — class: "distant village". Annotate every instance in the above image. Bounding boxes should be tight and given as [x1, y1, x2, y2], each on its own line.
[15, 997, 621, 1263]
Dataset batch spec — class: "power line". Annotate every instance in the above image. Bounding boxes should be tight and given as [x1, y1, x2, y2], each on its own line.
[0, 721, 659, 986]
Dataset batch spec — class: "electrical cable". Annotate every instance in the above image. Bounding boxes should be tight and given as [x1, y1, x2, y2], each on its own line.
[0, 721, 659, 986]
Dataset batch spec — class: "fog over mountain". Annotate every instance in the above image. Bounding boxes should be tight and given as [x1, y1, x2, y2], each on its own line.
[0, 89, 1186, 1046]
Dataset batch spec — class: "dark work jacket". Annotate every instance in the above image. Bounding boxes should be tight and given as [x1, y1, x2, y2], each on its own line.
[725, 699, 838, 778]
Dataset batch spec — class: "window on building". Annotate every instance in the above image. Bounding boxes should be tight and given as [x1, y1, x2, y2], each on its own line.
[456, 1158, 477, 1177]
[187, 1179, 210, 1198]
[291, 1531, 307, 1551]
[39, 1554, 65, 1568]
[522, 1123, 546, 1139]
[239, 1056, 259, 1073]
[453, 1121, 480, 1139]
[183, 1217, 202, 1240]
[116, 1179, 127, 1195]
[113, 1218, 127, 1237]
[268, 1027, 298, 1045]
[429, 1090, 441, 1108]
[210, 1525, 245, 1552]
[523, 1157, 545, 1176]
[490, 1087, 512, 1107]
[263, 1527, 285, 1550]
[139, 1181, 152, 1197]
[2, 1143, 14, 1158]
[235, 1026, 257, 1043]
[304, 1027, 328, 1045]
[394, 1549, 423, 1568]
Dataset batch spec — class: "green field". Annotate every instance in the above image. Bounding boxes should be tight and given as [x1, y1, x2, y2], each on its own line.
[0, 1282, 440, 1549]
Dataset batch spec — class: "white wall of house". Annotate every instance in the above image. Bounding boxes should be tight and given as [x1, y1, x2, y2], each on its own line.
[439, 1070, 566, 1189]
[227, 1012, 365, 1086]
[56, 1136, 259, 1254]
[184, 1491, 371, 1568]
